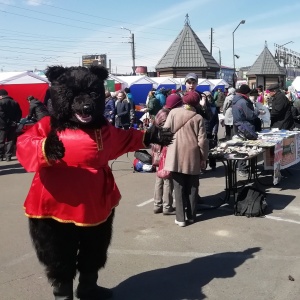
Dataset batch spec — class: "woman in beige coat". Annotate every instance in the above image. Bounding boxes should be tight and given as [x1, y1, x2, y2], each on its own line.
[164, 91, 209, 227]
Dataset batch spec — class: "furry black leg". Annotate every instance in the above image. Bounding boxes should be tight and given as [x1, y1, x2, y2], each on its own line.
[77, 210, 115, 273]
[29, 218, 78, 283]
[76, 272, 112, 300]
[53, 281, 73, 300]
[76, 210, 115, 300]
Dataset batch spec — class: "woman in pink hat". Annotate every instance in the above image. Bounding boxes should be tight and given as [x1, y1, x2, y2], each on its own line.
[163, 91, 209, 227]
[152, 93, 183, 215]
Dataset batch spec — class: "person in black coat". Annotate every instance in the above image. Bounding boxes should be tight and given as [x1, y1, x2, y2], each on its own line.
[268, 84, 294, 130]
[27, 95, 49, 121]
[0, 89, 22, 161]
[115, 91, 131, 130]
[203, 91, 219, 170]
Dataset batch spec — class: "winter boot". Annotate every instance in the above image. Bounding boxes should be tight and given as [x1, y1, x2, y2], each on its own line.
[53, 281, 73, 300]
[76, 272, 112, 300]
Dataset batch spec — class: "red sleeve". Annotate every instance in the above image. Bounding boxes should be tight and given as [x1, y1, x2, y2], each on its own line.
[108, 125, 147, 160]
[16, 116, 52, 172]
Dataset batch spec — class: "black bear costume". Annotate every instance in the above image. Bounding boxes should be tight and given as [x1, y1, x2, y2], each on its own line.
[17, 65, 173, 300]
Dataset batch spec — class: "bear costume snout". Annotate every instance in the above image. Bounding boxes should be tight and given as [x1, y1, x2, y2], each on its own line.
[71, 94, 98, 124]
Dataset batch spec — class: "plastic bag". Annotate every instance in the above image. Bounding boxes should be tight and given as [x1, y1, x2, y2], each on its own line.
[255, 102, 270, 124]
[157, 146, 171, 179]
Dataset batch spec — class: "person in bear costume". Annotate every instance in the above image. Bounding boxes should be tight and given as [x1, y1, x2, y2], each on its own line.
[16, 65, 173, 300]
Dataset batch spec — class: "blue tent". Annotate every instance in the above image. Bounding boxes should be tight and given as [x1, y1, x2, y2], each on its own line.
[151, 77, 177, 91]
[208, 79, 229, 93]
[116, 75, 155, 106]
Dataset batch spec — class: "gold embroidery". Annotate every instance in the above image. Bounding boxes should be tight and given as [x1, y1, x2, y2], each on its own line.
[42, 138, 52, 166]
[94, 129, 103, 151]
[24, 201, 120, 227]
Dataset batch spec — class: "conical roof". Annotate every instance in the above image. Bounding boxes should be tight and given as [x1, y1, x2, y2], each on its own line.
[155, 24, 219, 70]
[247, 45, 286, 76]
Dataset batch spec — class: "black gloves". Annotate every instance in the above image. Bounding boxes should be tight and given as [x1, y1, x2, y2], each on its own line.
[44, 130, 65, 161]
[144, 125, 174, 147]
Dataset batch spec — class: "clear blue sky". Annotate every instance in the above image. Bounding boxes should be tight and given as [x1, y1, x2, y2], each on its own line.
[0, 0, 299, 74]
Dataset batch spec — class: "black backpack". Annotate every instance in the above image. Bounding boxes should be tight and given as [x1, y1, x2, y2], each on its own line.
[234, 186, 267, 217]
[134, 150, 152, 165]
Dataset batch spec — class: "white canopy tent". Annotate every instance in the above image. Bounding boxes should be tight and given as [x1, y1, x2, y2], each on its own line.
[291, 76, 300, 91]
[115, 75, 156, 88]
[0, 71, 49, 85]
[208, 79, 229, 90]
[150, 77, 178, 89]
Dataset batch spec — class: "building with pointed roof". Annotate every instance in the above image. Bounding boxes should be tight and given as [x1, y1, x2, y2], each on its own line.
[155, 15, 219, 79]
[247, 42, 286, 89]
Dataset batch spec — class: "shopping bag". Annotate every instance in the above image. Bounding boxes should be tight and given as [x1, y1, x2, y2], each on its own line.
[157, 146, 171, 179]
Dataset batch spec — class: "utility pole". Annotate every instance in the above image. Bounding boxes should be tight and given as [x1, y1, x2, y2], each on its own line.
[213, 46, 222, 78]
[121, 27, 136, 75]
[210, 28, 213, 54]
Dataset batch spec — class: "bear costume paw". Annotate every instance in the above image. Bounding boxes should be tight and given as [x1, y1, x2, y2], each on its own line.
[44, 130, 65, 161]
[144, 125, 174, 146]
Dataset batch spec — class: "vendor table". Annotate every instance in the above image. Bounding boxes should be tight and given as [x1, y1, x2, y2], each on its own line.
[219, 152, 262, 205]
[258, 130, 300, 185]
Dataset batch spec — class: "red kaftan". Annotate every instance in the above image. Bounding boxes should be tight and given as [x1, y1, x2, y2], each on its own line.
[17, 116, 146, 226]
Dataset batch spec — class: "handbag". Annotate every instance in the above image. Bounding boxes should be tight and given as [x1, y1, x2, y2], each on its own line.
[157, 146, 171, 179]
[151, 143, 162, 167]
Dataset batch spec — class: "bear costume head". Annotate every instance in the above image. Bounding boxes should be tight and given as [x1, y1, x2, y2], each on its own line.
[45, 65, 108, 130]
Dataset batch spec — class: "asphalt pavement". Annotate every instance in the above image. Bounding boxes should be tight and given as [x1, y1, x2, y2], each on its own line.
[0, 149, 299, 300]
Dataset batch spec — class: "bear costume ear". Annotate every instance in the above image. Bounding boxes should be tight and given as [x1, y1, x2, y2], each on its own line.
[45, 65, 66, 82]
[89, 65, 109, 81]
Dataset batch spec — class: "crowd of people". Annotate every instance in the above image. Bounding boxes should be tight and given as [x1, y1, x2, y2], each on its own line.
[101, 75, 300, 227]
[2, 74, 300, 227]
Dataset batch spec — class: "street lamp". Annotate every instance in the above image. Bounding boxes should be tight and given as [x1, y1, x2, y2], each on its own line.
[232, 20, 245, 87]
[121, 27, 136, 75]
[213, 45, 222, 78]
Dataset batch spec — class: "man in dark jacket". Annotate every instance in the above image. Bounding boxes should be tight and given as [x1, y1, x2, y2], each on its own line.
[268, 84, 294, 130]
[27, 95, 49, 121]
[232, 84, 263, 134]
[232, 84, 265, 176]
[0, 89, 22, 161]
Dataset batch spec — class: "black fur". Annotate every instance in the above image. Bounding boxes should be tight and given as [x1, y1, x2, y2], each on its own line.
[45, 65, 108, 131]
[44, 129, 65, 160]
[29, 210, 115, 284]
[44, 65, 109, 160]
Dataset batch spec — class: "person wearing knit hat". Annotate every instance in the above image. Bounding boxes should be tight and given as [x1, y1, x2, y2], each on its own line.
[236, 84, 251, 95]
[165, 94, 182, 109]
[232, 84, 265, 177]
[268, 83, 294, 130]
[151, 94, 182, 215]
[182, 90, 200, 107]
[162, 91, 209, 227]
[183, 72, 212, 121]
[184, 73, 198, 84]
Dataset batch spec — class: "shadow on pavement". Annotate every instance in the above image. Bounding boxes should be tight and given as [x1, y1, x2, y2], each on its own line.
[0, 162, 26, 175]
[112, 247, 261, 300]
